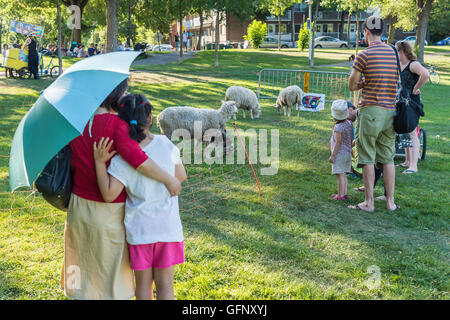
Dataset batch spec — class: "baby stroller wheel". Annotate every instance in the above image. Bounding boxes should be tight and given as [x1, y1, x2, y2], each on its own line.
[419, 128, 426, 160]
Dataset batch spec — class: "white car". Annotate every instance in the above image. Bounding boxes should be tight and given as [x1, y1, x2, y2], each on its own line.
[403, 36, 428, 46]
[260, 36, 294, 48]
[314, 36, 348, 48]
[152, 44, 173, 51]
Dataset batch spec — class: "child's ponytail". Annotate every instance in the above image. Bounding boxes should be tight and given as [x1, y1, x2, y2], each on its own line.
[118, 94, 153, 143]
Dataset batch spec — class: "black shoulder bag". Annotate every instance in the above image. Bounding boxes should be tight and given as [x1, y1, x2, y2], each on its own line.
[391, 45, 424, 134]
[35, 145, 73, 211]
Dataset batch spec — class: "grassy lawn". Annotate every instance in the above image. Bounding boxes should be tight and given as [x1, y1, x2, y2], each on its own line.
[0, 47, 449, 299]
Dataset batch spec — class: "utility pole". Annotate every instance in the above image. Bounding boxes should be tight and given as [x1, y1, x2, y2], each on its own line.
[307, 0, 313, 67]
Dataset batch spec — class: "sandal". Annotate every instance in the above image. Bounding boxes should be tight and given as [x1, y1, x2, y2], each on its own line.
[396, 163, 409, 168]
[353, 186, 365, 192]
[403, 169, 417, 174]
[348, 204, 373, 212]
[330, 194, 346, 200]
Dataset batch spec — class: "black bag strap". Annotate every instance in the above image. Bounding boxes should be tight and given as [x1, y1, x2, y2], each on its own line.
[390, 45, 403, 88]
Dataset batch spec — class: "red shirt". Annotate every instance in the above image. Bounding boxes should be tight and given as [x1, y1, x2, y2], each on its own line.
[70, 113, 149, 203]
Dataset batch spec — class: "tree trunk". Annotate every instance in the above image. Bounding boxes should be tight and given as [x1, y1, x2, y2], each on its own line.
[278, 12, 281, 51]
[178, 0, 183, 64]
[415, 0, 434, 64]
[291, 7, 295, 44]
[127, 0, 132, 46]
[214, 10, 220, 67]
[57, 0, 63, 75]
[62, 0, 86, 45]
[347, 13, 350, 47]
[388, 16, 397, 44]
[70, 17, 82, 44]
[197, 11, 204, 51]
[355, 8, 360, 54]
[105, 0, 119, 53]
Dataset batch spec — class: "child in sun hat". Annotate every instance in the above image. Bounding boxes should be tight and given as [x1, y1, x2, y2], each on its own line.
[329, 100, 354, 200]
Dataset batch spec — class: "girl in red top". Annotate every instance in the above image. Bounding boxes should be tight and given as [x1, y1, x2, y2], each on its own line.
[61, 79, 181, 300]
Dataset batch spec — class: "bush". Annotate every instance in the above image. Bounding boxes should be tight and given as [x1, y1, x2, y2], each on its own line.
[244, 20, 267, 49]
[297, 21, 313, 51]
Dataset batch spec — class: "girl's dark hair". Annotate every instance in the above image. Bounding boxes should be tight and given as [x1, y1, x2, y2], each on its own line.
[117, 94, 153, 143]
[100, 79, 128, 112]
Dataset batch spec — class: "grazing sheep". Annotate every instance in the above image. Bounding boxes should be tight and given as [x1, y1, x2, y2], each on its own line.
[157, 101, 238, 141]
[225, 86, 261, 120]
[275, 85, 303, 117]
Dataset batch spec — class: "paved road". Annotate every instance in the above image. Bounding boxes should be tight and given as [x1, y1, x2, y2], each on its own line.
[132, 51, 196, 66]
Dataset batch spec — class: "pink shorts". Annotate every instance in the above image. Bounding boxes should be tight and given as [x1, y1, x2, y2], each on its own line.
[128, 242, 184, 270]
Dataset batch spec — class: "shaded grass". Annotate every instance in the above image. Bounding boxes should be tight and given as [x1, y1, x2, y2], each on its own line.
[0, 48, 449, 299]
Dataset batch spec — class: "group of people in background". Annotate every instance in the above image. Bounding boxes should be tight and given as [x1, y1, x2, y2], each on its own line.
[329, 16, 429, 212]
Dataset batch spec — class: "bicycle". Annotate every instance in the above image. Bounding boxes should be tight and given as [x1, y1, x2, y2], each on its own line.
[428, 64, 440, 85]
[39, 54, 62, 78]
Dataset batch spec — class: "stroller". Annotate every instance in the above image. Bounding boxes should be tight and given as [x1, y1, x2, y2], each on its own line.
[395, 126, 427, 160]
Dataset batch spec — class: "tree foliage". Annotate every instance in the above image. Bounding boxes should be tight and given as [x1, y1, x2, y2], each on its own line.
[244, 19, 267, 48]
[297, 21, 313, 51]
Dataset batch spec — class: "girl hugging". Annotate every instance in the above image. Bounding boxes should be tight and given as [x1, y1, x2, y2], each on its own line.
[93, 94, 187, 300]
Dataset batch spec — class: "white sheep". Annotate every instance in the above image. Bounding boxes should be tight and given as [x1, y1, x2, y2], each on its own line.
[225, 86, 261, 120]
[157, 101, 238, 142]
[275, 85, 303, 117]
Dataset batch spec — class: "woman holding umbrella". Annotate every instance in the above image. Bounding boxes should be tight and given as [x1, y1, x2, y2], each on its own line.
[24, 35, 40, 79]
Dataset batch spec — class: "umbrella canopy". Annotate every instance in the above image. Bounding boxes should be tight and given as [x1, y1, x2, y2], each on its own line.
[9, 51, 140, 192]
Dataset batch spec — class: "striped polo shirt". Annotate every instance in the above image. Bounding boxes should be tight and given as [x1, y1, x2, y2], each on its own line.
[353, 41, 399, 110]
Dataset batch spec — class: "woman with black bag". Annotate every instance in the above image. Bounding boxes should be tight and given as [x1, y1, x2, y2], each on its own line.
[394, 41, 429, 174]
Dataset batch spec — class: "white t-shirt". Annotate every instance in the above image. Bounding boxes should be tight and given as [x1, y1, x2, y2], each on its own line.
[2, 49, 9, 66]
[108, 135, 183, 245]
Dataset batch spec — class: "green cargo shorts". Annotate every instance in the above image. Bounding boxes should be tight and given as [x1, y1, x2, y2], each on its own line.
[355, 106, 396, 168]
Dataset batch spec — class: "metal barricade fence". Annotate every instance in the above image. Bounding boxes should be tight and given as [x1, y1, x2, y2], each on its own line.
[257, 69, 352, 104]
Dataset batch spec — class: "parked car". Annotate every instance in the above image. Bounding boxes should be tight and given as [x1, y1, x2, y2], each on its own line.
[152, 44, 173, 51]
[260, 36, 294, 48]
[314, 36, 348, 48]
[434, 37, 450, 46]
[403, 36, 428, 46]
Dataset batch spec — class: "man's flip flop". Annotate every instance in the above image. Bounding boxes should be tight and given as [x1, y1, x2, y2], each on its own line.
[348, 204, 373, 212]
[353, 186, 365, 192]
[403, 169, 417, 174]
[388, 205, 401, 211]
[396, 164, 409, 168]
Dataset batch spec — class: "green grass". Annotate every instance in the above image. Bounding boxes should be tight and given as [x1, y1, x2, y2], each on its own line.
[0, 48, 449, 299]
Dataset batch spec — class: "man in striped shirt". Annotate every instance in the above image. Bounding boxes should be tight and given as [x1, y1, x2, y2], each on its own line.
[348, 16, 400, 212]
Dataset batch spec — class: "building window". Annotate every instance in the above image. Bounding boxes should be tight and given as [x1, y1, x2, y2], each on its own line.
[344, 24, 356, 34]
[295, 24, 302, 33]
[323, 23, 333, 33]
[316, 24, 322, 33]
[267, 24, 275, 34]
[275, 24, 287, 34]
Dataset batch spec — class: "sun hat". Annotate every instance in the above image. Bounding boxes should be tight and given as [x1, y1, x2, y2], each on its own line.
[331, 99, 349, 121]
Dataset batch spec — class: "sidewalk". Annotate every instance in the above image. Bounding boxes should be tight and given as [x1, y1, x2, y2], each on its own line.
[132, 50, 196, 66]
